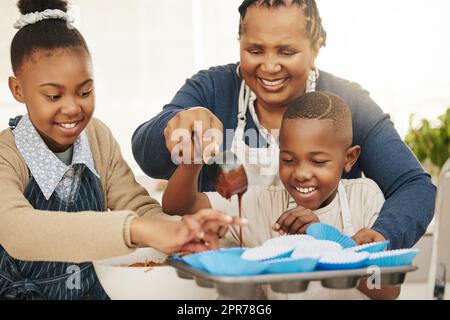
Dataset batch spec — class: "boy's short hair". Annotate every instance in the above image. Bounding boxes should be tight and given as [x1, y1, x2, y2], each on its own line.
[283, 91, 352, 132]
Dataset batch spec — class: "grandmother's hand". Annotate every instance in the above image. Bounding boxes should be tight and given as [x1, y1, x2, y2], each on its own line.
[164, 107, 224, 164]
[352, 228, 386, 245]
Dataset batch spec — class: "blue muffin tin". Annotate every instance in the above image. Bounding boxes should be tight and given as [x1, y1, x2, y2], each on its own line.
[168, 257, 418, 298]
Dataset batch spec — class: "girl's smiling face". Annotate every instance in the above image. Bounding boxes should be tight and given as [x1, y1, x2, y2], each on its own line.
[9, 48, 95, 152]
[239, 4, 321, 111]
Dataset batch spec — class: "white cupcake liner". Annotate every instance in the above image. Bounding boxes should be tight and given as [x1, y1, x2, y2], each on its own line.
[291, 240, 343, 259]
[263, 235, 314, 248]
[241, 245, 293, 261]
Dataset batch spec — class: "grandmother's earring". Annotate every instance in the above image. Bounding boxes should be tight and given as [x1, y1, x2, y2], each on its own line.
[308, 69, 314, 82]
[308, 67, 319, 82]
[307, 68, 319, 92]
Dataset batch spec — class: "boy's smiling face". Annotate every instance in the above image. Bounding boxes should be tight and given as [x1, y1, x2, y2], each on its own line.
[279, 118, 360, 210]
[9, 48, 95, 152]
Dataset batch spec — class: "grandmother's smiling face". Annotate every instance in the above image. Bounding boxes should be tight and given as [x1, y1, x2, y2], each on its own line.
[239, 3, 320, 111]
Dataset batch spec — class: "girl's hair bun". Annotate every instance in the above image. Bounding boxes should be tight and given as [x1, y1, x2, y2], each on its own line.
[17, 0, 68, 15]
[11, 0, 89, 74]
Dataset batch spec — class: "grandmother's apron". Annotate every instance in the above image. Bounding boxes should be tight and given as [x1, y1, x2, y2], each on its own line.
[231, 67, 319, 189]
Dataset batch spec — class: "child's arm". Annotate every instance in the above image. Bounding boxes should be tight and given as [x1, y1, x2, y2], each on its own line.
[0, 144, 138, 263]
[0, 136, 242, 262]
[0, 120, 232, 263]
[162, 164, 212, 215]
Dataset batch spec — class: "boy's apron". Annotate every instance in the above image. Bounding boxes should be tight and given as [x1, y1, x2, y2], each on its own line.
[0, 119, 109, 300]
[338, 181, 356, 236]
[265, 182, 360, 300]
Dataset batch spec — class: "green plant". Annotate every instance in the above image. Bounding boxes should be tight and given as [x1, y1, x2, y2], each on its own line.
[405, 108, 450, 170]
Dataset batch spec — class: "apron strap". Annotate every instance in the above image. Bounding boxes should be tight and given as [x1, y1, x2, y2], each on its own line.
[338, 181, 356, 236]
[0, 253, 92, 300]
[0, 255, 46, 300]
[8, 115, 23, 130]
[237, 81, 248, 122]
[232, 81, 250, 147]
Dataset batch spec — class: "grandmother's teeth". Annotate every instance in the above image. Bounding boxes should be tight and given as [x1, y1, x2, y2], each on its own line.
[261, 78, 285, 86]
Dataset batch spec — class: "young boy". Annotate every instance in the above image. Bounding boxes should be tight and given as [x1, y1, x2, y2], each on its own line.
[163, 92, 400, 299]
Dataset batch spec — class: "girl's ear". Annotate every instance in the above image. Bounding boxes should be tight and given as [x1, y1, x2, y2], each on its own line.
[8, 76, 25, 103]
[344, 145, 361, 173]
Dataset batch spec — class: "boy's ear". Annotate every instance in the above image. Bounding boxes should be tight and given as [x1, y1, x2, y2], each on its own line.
[344, 145, 361, 173]
[8, 76, 25, 103]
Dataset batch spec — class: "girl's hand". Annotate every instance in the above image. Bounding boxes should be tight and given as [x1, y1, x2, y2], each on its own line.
[164, 107, 223, 164]
[179, 232, 221, 253]
[131, 209, 247, 254]
[273, 206, 320, 235]
[174, 209, 247, 253]
[352, 228, 386, 245]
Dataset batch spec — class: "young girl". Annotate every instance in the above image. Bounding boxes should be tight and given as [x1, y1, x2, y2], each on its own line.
[0, 0, 244, 300]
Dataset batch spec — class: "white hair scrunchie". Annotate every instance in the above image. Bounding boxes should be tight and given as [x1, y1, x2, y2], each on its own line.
[13, 9, 75, 30]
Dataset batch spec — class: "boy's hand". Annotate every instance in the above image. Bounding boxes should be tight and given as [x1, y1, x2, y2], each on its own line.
[273, 206, 320, 235]
[352, 228, 386, 245]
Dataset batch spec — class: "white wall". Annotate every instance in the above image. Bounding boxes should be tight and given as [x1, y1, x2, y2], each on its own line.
[1, 0, 449, 168]
[316, 0, 450, 136]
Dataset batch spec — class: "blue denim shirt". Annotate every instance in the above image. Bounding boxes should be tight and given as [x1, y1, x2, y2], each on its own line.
[131, 63, 436, 249]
